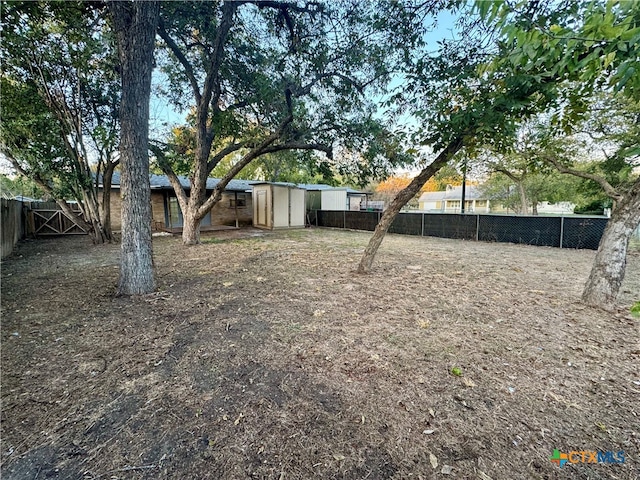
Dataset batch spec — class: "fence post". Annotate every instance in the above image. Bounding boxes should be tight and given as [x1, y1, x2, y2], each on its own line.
[476, 214, 480, 241]
[421, 213, 424, 237]
[559, 216, 564, 248]
[343, 210, 346, 229]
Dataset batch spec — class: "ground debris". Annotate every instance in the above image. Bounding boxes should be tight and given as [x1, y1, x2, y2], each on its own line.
[1, 230, 638, 479]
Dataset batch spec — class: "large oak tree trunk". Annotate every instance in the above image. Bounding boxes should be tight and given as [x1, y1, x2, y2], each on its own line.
[110, 1, 159, 295]
[582, 177, 640, 310]
[357, 139, 463, 273]
[182, 207, 203, 245]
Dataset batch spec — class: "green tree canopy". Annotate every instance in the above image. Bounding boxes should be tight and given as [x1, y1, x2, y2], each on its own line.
[153, 0, 441, 244]
[0, 0, 120, 242]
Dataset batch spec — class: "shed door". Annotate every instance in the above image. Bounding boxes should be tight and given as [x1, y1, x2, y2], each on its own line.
[257, 190, 267, 226]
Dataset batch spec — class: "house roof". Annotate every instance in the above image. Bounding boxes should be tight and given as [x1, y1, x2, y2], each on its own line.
[106, 172, 364, 194]
[108, 172, 254, 192]
[418, 185, 485, 203]
[265, 182, 364, 194]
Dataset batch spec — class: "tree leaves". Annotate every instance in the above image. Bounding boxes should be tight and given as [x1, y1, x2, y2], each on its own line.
[1, 1, 119, 241]
[478, 0, 640, 126]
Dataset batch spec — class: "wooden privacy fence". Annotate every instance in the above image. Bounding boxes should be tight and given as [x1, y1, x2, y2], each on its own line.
[1, 200, 88, 258]
[1, 199, 24, 259]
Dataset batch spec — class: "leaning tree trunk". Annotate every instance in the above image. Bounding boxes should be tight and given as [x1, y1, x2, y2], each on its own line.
[357, 138, 463, 273]
[110, 1, 159, 295]
[80, 190, 111, 244]
[582, 177, 640, 310]
[53, 197, 95, 238]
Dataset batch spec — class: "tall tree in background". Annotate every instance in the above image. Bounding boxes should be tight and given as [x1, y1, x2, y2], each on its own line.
[481, 0, 640, 309]
[154, 1, 424, 244]
[0, 1, 120, 243]
[477, 121, 571, 215]
[109, 1, 159, 295]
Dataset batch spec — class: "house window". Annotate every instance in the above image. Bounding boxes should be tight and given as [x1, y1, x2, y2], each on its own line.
[229, 198, 247, 208]
[448, 200, 461, 209]
[476, 200, 487, 207]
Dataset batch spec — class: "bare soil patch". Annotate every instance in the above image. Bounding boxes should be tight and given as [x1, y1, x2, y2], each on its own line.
[1, 228, 639, 480]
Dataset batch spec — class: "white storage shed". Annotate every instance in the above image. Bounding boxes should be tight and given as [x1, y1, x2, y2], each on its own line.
[252, 183, 306, 229]
[319, 188, 367, 211]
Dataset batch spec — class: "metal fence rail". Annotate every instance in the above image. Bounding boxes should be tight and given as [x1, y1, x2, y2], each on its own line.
[314, 210, 610, 250]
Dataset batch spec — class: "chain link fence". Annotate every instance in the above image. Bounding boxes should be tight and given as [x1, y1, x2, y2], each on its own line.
[315, 211, 611, 250]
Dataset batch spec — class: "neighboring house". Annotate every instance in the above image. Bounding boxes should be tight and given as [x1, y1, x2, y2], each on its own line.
[418, 185, 494, 213]
[536, 201, 575, 215]
[418, 185, 575, 214]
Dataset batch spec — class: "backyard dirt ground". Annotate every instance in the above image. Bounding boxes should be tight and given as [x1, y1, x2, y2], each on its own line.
[1, 227, 639, 480]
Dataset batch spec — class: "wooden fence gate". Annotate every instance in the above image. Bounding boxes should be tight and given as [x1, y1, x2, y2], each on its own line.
[31, 209, 88, 236]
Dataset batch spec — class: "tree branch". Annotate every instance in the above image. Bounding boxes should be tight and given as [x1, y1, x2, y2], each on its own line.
[149, 144, 190, 212]
[4, 152, 93, 233]
[206, 142, 247, 174]
[493, 166, 524, 183]
[260, 141, 333, 159]
[252, 1, 323, 15]
[545, 156, 622, 202]
[157, 18, 202, 105]
[199, 113, 294, 214]
[202, 2, 237, 115]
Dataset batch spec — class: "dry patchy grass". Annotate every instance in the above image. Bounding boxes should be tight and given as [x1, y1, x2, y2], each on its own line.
[1, 228, 639, 480]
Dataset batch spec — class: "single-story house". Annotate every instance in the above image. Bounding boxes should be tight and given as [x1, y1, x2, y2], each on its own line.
[103, 173, 367, 231]
[418, 185, 493, 213]
[106, 172, 254, 230]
